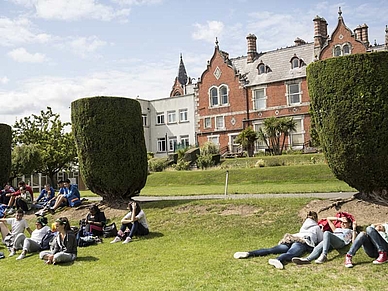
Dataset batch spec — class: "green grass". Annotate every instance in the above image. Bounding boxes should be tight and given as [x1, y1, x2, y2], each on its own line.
[2, 198, 385, 291]
[142, 164, 355, 195]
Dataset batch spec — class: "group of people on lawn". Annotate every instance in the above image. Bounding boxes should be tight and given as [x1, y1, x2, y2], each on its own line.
[0, 180, 149, 265]
[234, 211, 388, 269]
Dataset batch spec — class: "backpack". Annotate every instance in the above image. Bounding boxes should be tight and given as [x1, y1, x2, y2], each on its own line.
[40, 230, 56, 251]
[318, 211, 355, 232]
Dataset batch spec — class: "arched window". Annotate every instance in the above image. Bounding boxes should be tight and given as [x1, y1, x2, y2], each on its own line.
[209, 85, 229, 107]
[258, 63, 266, 74]
[210, 87, 218, 106]
[343, 44, 350, 55]
[220, 86, 228, 105]
[291, 57, 300, 69]
[334, 46, 341, 56]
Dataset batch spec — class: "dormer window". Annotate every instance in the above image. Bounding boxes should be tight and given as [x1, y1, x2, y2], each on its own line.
[257, 62, 271, 75]
[291, 56, 305, 69]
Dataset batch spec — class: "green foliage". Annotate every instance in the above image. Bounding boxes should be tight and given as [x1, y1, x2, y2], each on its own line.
[71, 97, 148, 200]
[307, 51, 388, 194]
[12, 107, 76, 185]
[235, 126, 258, 157]
[200, 141, 220, 155]
[10, 144, 42, 179]
[148, 158, 169, 172]
[173, 159, 191, 171]
[0, 123, 12, 185]
[147, 152, 155, 160]
[196, 153, 214, 169]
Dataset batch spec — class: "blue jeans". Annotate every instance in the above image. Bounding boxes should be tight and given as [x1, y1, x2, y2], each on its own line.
[248, 242, 312, 263]
[366, 226, 388, 253]
[307, 231, 346, 261]
[347, 231, 378, 258]
[120, 221, 149, 238]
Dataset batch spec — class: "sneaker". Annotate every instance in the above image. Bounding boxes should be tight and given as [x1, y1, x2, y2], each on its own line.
[48, 207, 55, 215]
[233, 252, 249, 259]
[9, 250, 15, 257]
[7, 208, 15, 215]
[122, 237, 132, 244]
[268, 258, 284, 269]
[292, 257, 311, 265]
[110, 236, 121, 244]
[345, 254, 353, 268]
[315, 254, 327, 264]
[16, 253, 26, 260]
[373, 251, 388, 264]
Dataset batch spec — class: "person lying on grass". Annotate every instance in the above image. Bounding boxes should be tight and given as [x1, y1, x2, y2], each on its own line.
[234, 211, 323, 269]
[292, 216, 355, 265]
[39, 217, 77, 265]
[110, 200, 149, 244]
[344, 221, 388, 268]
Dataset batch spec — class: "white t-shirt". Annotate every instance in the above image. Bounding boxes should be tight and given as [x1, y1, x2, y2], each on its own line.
[333, 227, 352, 245]
[30, 225, 50, 243]
[5, 218, 29, 235]
[123, 210, 149, 229]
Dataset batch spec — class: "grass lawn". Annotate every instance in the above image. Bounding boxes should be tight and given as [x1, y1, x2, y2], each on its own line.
[1, 198, 385, 291]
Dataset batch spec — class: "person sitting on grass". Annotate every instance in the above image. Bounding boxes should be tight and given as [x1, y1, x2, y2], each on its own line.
[12, 216, 51, 260]
[5, 185, 33, 215]
[49, 179, 81, 214]
[0, 183, 15, 205]
[292, 216, 355, 265]
[0, 209, 32, 256]
[35, 184, 55, 209]
[110, 200, 149, 244]
[344, 221, 388, 268]
[83, 204, 106, 236]
[39, 217, 77, 265]
[233, 211, 323, 269]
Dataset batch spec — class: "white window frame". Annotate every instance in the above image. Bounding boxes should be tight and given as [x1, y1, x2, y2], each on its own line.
[289, 117, 304, 148]
[215, 115, 225, 130]
[179, 108, 188, 122]
[253, 87, 267, 110]
[156, 113, 165, 125]
[157, 137, 166, 152]
[333, 43, 352, 57]
[286, 82, 302, 105]
[204, 117, 211, 129]
[210, 87, 218, 107]
[253, 122, 267, 149]
[167, 110, 176, 124]
[142, 114, 148, 127]
[207, 135, 220, 146]
[180, 135, 189, 148]
[209, 85, 229, 107]
[168, 136, 177, 152]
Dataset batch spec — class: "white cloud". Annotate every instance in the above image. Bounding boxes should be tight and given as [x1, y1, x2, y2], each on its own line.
[54, 36, 107, 58]
[7, 47, 47, 63]
[0, 77, 10, 84]
[112, 0, 163, 5]
[0, 17, 51, 47]
[192, 21, 225, 44]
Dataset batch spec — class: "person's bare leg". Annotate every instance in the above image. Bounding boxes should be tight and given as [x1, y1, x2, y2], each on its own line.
[0, 222, 10, 240]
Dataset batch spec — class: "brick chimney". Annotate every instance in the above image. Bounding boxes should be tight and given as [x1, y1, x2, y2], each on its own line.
[386, 25, 388, 49]
[294, 37, 306, 46]
[354, 25, 362, 40]
[246, 34, 258, 63]
[361, 23, 369, 46]
[313, 15, 328, 48]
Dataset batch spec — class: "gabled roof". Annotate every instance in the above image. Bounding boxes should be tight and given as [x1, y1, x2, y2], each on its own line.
[232, 42, 315, 87]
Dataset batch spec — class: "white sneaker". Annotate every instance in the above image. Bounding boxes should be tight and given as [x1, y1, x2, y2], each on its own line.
[9, 250, 16, 257]
[110, 236, 121, 244]
[16, 253, 26, 260]
[233, 252, 249, 259]
[268, 258, 284, 269]
[315, 254, 327, 264]
[292, 257, 311, 265]
[7, 208, 15, 215]
[122, 237, 132, 244]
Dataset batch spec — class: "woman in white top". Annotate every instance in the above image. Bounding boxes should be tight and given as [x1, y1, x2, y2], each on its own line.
[14, 216, 50, 260]
[293, 216, 355, 264]
[110, 200, 149, 244]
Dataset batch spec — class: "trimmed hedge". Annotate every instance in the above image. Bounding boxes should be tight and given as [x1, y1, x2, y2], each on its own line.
[307, 51, 388, 194]
[71, 96, 148, 200]
[0, 123, 11, 185]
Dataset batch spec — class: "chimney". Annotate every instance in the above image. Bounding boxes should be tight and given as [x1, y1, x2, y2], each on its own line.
[354, 25, 362, 40]
[313, 16, 327, 48]
[294, 37, 306, 46]
[246, 34, 257, 63]
[361, 23, 369, 46]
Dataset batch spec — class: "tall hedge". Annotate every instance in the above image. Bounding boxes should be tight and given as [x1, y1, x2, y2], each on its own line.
[307, 51, 388, 198]
[0, 123, 12, 186]
[71, 96, 148, 201]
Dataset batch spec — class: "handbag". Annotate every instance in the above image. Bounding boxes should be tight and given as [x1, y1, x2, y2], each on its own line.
[103, 222, 118, 238]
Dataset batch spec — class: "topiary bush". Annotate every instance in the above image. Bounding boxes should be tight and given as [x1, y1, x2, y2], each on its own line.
[71, 96, 148, 201]
[307, 51, 388, 202]
[0, 123, 11, 185]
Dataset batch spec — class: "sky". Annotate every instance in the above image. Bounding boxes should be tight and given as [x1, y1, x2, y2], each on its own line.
[0, 0, 387, 125]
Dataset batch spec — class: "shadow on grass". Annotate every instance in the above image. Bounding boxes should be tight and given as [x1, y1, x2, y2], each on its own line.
[75, 256, 99, 262]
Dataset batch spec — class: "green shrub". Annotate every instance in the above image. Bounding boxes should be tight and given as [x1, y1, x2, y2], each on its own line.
[173, 159, 191, 171]
[307, 51, 388, 195]
[148, 158, 169, 172]
[71, 96, 148, 201]
[196, 153, 214, 169]
[0, 123, 11, 185]
[200, 142, 219, 155]
[147, 152, 155, 160]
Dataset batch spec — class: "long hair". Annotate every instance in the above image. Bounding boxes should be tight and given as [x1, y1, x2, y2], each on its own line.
[127, 200, 141, 216]
[306, 211, 318, 222]
[56, 217, 71, 231]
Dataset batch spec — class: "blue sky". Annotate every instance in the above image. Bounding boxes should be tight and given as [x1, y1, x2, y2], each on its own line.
[0, 0, 387, 124]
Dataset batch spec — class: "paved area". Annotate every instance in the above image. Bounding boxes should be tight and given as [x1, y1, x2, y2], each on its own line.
[87, 192, 356, 202]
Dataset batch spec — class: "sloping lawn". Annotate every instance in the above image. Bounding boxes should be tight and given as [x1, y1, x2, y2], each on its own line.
[1, 198, 384, 291]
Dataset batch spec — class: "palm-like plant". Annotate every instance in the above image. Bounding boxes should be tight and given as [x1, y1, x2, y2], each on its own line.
[235, 126, 258, 157]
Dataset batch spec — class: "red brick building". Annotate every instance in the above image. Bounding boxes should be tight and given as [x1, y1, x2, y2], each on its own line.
[195, 9, 386, 155]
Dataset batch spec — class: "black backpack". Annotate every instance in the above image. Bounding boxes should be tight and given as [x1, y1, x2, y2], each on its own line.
[40, 230, 56, 250]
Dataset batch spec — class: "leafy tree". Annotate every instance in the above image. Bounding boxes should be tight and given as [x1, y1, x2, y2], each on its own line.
[71, 97, 148, 201]
[12, 107, 77, 186]
[235, 126, 258, 157]
[257, 117, 296, 155]
[10, 144, 42, 181]
[0, 123, 12, 186]
[307, 51, 388, 204]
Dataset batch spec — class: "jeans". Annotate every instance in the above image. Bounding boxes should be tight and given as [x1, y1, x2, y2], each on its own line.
[366, 226, 388, 253]
[306, 231, 346, 261]
[119, 221, 149, 238]
[347, 231, 379, 258]
[248, 242, 312, 263]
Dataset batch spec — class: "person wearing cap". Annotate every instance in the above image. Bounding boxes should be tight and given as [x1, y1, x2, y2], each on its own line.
[13, 216, 51, 260]
[49, 179, 81, 214]
[39, 217, 77, 264]
[293, 216, 356, 265]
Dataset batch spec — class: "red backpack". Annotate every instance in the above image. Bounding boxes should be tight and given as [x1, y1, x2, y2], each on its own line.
[318, 211, 355, 232]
